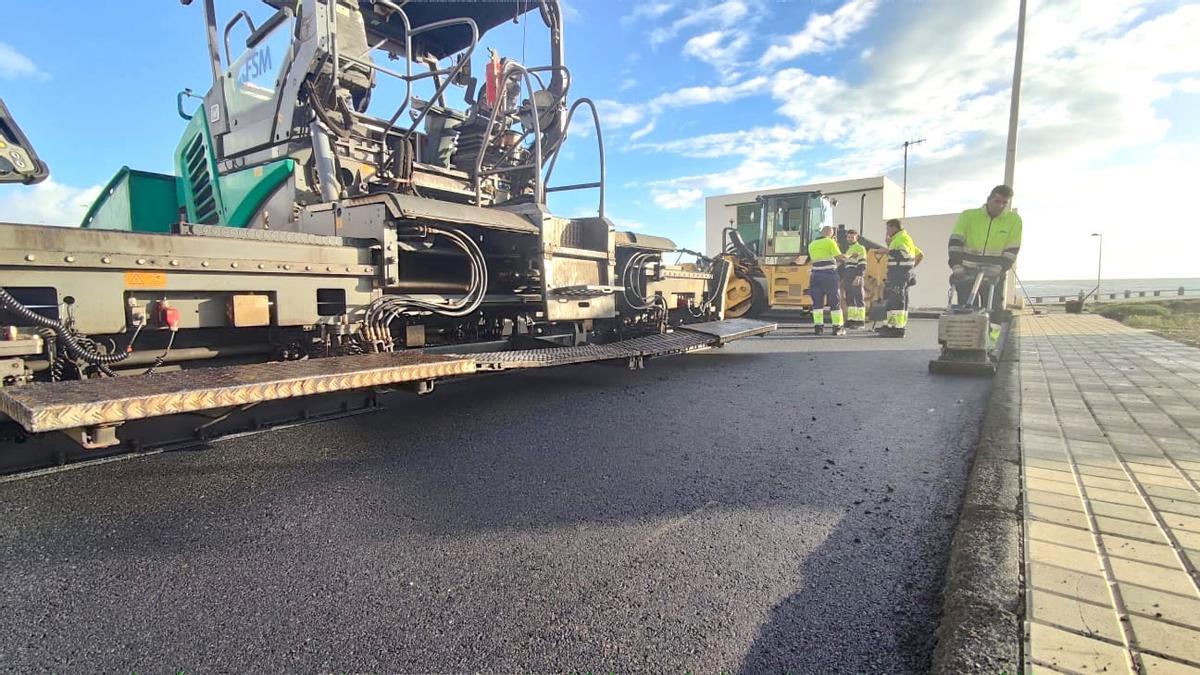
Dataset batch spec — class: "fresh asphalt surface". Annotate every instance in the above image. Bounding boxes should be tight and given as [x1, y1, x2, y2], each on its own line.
[0, 318, 991, 673]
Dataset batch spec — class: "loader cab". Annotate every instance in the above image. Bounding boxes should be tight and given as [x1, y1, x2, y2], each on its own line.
[757, 192, 833, 263]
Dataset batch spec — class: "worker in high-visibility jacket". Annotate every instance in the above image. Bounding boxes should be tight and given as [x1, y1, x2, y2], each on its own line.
[874, 219, 923, 337]
[841, 229, 868, 328]
[807, 225, 846, 336]
[948, 185, 1022, 313]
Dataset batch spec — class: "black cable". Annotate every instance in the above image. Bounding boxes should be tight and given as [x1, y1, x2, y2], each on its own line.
[143, 330, 177, 376]
[0, 287, 135, 367]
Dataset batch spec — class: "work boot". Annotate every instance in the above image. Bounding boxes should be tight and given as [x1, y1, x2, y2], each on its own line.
[846, 320, 862, 329]
[833, 326, 847, 336]
[814, 325, 825, 335]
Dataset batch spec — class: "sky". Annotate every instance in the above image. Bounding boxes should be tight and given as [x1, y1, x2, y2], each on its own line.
[1, 0, 1197, 280]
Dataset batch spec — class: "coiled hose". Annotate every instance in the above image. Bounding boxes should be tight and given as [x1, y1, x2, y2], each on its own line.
[0, 287, 133, 368]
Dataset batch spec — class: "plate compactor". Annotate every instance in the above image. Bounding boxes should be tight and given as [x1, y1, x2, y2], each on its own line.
[928, 270, 1008, 376]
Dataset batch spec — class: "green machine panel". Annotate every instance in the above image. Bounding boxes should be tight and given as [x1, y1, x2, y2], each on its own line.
[80, 167, 182, 232]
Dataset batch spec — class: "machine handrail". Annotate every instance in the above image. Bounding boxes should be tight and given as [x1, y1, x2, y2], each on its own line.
[492, 65, 571, 168]
[222, 11, 258, 65]
[542, 97, 605, 218]
[471, 61, 544, 206]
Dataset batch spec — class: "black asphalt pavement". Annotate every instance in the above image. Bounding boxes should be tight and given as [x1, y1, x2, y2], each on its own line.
[0, 319, 991, 673]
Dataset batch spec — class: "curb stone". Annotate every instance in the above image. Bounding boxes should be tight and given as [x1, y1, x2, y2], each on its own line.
[929, 318, 1023, 674]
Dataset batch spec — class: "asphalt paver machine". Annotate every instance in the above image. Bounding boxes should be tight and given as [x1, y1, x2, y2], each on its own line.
[0, 0, 773, 472]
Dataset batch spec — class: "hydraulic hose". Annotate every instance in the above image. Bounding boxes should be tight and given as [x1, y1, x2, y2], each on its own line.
[0, 287, 134, 367]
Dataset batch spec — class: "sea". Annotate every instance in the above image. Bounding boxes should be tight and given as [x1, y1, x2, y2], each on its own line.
[1017, 278, 1200, 300]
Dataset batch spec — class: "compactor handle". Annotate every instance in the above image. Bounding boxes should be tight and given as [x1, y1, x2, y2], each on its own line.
[967, 270, 985, 307]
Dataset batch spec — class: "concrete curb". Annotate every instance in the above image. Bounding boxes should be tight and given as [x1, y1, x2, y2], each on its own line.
[929, 319, 1024, 674]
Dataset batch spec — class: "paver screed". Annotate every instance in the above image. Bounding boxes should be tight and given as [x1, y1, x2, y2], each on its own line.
[1020, 314, 1200, 673]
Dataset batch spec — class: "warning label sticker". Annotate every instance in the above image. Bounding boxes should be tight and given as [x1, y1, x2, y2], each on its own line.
[124, 271, 167, 288]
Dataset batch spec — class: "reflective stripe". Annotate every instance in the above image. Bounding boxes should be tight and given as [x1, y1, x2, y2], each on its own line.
[961, 252, 1007, 266]
[812, 260, 837, 270]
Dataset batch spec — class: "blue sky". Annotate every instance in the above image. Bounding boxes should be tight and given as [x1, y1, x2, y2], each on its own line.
[2, 0, 1198, 279]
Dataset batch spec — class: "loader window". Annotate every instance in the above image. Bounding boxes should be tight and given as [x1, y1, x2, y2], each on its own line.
[734, 203, 761, 250]
[807, 195, 829, 246]
[764, 196, 805, 255]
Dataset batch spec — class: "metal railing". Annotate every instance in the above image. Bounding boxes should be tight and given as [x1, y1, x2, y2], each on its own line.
[543, 97, 606, 218]
[1023, 286, 1199, 304]
[469, 62, 578, 207]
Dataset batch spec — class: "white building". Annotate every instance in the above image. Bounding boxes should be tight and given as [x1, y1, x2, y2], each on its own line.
[703, 176, 964, 310]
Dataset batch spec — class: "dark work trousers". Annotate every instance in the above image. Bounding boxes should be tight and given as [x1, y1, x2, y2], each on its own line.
[885, 266, 911, 313]
[954, 272, 1004, 313]
[809, 269, 841, 320]
[842, 269, 864, 309]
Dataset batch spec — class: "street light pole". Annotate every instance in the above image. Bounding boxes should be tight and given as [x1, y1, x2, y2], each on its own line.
[1091, 233, 1102, 303]
[902, 137, 925, 216]
[1003, 0, 1027, 189]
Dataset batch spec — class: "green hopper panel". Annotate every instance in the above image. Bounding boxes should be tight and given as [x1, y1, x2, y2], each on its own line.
[79, 167, 181, 232]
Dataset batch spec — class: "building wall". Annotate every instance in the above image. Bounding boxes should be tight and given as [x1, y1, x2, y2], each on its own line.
[704, 176, 904, 256]
[898, 213, 956, 310]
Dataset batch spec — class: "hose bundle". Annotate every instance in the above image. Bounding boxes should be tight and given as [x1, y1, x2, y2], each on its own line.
[0, 287, 136, 372]
[363, 226, 488, 350]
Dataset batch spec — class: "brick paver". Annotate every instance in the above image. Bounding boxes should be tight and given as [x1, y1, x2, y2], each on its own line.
[1020, 314, 1200, 673]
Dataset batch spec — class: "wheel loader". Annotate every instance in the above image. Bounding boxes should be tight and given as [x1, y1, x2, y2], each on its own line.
[721, 191, 889, 320]
[0, 0, 774, 473]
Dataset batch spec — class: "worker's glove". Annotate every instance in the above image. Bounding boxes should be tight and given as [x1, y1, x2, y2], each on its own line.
[983, 264, 1004, 279]
[949, 265, 969, 282]
[851, 276, 863, 288]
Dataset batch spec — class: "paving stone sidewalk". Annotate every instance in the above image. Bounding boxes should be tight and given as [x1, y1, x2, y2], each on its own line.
[1020, 314, 1200, 673]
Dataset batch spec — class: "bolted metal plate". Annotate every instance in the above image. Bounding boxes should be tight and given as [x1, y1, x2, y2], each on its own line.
[0, 352, 476, 433]
[676, 318, 778, 344]
[463, 319, 774, 371]
[467, 329, 713, 370]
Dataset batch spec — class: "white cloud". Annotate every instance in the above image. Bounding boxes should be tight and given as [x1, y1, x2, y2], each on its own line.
[621, 1, 677, 26]
[596, 99, 646, 129]
[629, 119, 657, 142]
[0, 180, 102, 227]
[653, 187, 704, 210]
[649, 0, 751, 46]
[618, 77, 638, 92]
[683, 29, 750, 80]
[599, 76, 769, 131]
[0, 43, 47, 80]
[558, 0, 582, 23]
[650, 76, 768, 109]
[610, 216, 646, 230]
[1177, 77, 1200, 93]
[759, 0, 878, 66]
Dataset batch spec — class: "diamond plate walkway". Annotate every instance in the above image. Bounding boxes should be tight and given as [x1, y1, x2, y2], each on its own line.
[1020, 314, 1200, 673]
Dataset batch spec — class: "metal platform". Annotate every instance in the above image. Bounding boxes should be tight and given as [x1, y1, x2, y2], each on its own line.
[0, 352, 476, 434]
[465, 318, 777, 370]
[680, 318, 779, 344]
[467, 330, 710, 370]
[0, 318, 775, 441]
